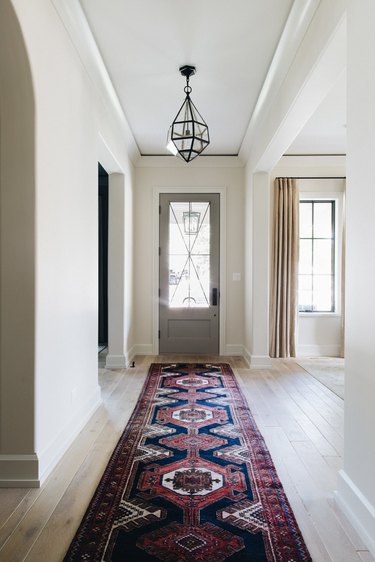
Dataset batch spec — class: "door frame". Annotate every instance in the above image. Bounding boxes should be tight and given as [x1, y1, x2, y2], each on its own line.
[153, 186, 227, 355]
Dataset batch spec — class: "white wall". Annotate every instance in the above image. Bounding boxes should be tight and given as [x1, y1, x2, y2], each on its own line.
[241, 1, 345, 368]
[336, 0, 375, 554]
[243, 170, 253, 362]
[0, 0, 136, 485]
[135, 160, 244, 356]
[0, 0, 36, 483]
[243, 171, 272, 368]
[273, 157, 346, 357]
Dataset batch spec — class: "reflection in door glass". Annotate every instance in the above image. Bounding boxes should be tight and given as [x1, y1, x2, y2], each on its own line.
[169, 202, 210, 307]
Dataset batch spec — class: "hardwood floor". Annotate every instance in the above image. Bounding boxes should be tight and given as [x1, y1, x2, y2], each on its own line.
[0, 356, 373, 561]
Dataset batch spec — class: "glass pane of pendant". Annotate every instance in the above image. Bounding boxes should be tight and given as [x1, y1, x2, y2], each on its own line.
[169, 202, 210, 308]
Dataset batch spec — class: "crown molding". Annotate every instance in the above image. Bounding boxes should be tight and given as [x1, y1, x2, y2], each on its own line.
[51, 0, 140, 165]
[239, 0, 321, 164]
[135, 155, 245, 168]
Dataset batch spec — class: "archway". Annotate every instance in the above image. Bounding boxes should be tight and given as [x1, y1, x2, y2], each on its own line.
[0, 0, 37, 484]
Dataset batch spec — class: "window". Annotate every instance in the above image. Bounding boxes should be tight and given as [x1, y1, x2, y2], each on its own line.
[298, 200, 336, 312]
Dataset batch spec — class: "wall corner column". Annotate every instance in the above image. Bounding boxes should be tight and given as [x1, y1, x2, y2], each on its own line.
[106, 173, 128, 368]
[250, 172, 272, 369]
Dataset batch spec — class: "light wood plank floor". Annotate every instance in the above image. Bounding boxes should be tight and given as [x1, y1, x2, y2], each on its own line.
[0, 356, 373, 562]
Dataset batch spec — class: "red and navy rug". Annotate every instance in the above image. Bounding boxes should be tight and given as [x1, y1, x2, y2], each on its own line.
[64, 363, 311, 561]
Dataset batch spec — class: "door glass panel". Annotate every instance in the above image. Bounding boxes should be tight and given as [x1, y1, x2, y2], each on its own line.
[169, 202, 210, 307]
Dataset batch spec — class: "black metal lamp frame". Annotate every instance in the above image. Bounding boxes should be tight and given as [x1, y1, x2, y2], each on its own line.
[167, 65, 210, 162]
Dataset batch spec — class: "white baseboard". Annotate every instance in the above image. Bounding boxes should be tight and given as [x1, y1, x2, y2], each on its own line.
[105, 354, 127, 368]
[0, 454, 40, 487]
[223, 344, 244, 356]
[249, 355, 272, 369]
[130, 343, 245, 358]
[243, 347, 272, 369]
[0, 385, 102, 487]
[243, 347, 251, 367]
[297, 344, 341, 357]
[132, 344, 154, 356]
[126, 345, 136, 365]
[336, 470, 375, 557]
[37, 384, 102, 486]
[106, 346, 139, 368]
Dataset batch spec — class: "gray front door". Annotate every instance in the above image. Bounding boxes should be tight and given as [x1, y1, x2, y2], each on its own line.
[159, 193, 220, 354]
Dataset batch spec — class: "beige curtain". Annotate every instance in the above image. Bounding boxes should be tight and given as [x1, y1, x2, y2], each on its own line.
[269, 178, 299, 358]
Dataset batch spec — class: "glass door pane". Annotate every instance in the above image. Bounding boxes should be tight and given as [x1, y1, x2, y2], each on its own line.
[169, 202, 210, 308]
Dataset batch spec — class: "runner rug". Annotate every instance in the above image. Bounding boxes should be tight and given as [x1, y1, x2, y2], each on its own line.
[64, 363, 311, 561]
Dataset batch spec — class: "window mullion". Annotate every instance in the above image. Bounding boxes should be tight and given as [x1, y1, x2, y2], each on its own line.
[311, 202, 314, 311]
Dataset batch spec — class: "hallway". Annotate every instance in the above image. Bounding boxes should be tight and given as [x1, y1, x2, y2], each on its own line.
[0, 358, 371, 562]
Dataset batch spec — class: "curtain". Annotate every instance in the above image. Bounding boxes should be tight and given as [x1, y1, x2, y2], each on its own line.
[269, 178, 299, 358]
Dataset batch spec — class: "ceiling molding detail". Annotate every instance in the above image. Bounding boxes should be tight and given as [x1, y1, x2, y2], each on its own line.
[51, 0, 140, 165]
[239, 0, 321, 162]
[244, 0, 346, 172]
[135, 155, 244, 169]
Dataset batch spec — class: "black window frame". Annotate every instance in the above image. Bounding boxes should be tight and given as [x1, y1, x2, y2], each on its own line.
[298, 199, 336, 313]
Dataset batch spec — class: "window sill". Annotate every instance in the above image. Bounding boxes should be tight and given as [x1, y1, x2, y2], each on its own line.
[299, 312, 341, 317]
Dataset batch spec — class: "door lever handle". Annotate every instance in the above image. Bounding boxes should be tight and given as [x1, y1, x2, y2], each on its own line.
[212, 288, 218, 306]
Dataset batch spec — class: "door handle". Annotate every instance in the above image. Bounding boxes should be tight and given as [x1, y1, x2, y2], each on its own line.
[212, 288, 218, 306]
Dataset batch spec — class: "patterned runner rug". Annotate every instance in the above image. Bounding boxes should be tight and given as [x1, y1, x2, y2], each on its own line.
[64, 363, 311, 561]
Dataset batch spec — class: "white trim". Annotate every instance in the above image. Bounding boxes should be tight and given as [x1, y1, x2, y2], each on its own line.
[153, 187, 227, 355]
[297, 344, 341, 357]
[336, 470, 375, 557]
[223, 345, 244, 356]
[136, 156, 244, 168]
[274, 154, 346, 175]
[243, 347, 252, 368]
[239, 0, 320, 162]
[0, 454, 40, 488]
[37, 386, 102, 486]
[247, 11, 346, 172]
[51, 0, 139, 164]
[0, 386, 102, 487]
[243, 347, 273, 369]
[248, 355, 273, 369]
[125, 345, 137, 364]
[105, 346, 142, 368]
[132, 344, 154, 356]
[105, 354, 127, 368]
[299, 313, 341, 318]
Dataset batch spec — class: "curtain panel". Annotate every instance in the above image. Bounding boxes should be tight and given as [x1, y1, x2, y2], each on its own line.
[269, 178, 299, 358]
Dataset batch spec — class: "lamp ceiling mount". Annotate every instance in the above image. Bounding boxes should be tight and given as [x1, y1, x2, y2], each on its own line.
[179, 65, 196, 78]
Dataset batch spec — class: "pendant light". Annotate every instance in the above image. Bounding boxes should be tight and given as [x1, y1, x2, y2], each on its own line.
[167, 65, 210, 162]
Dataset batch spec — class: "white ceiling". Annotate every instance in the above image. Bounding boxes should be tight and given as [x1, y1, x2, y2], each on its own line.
[78, 0, 346, 158]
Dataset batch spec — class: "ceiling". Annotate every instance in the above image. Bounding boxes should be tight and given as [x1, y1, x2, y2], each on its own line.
[79, 0, 346, 158]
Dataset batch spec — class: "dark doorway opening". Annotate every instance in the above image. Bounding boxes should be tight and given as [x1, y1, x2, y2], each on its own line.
[98, 163, 108, 350]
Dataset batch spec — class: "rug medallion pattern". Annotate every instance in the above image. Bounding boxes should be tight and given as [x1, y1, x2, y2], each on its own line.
[64, 363, 311, 561]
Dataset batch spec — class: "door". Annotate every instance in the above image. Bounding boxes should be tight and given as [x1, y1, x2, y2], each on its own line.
[98, 163, 108, 347]
[159, 193, 220, 354]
